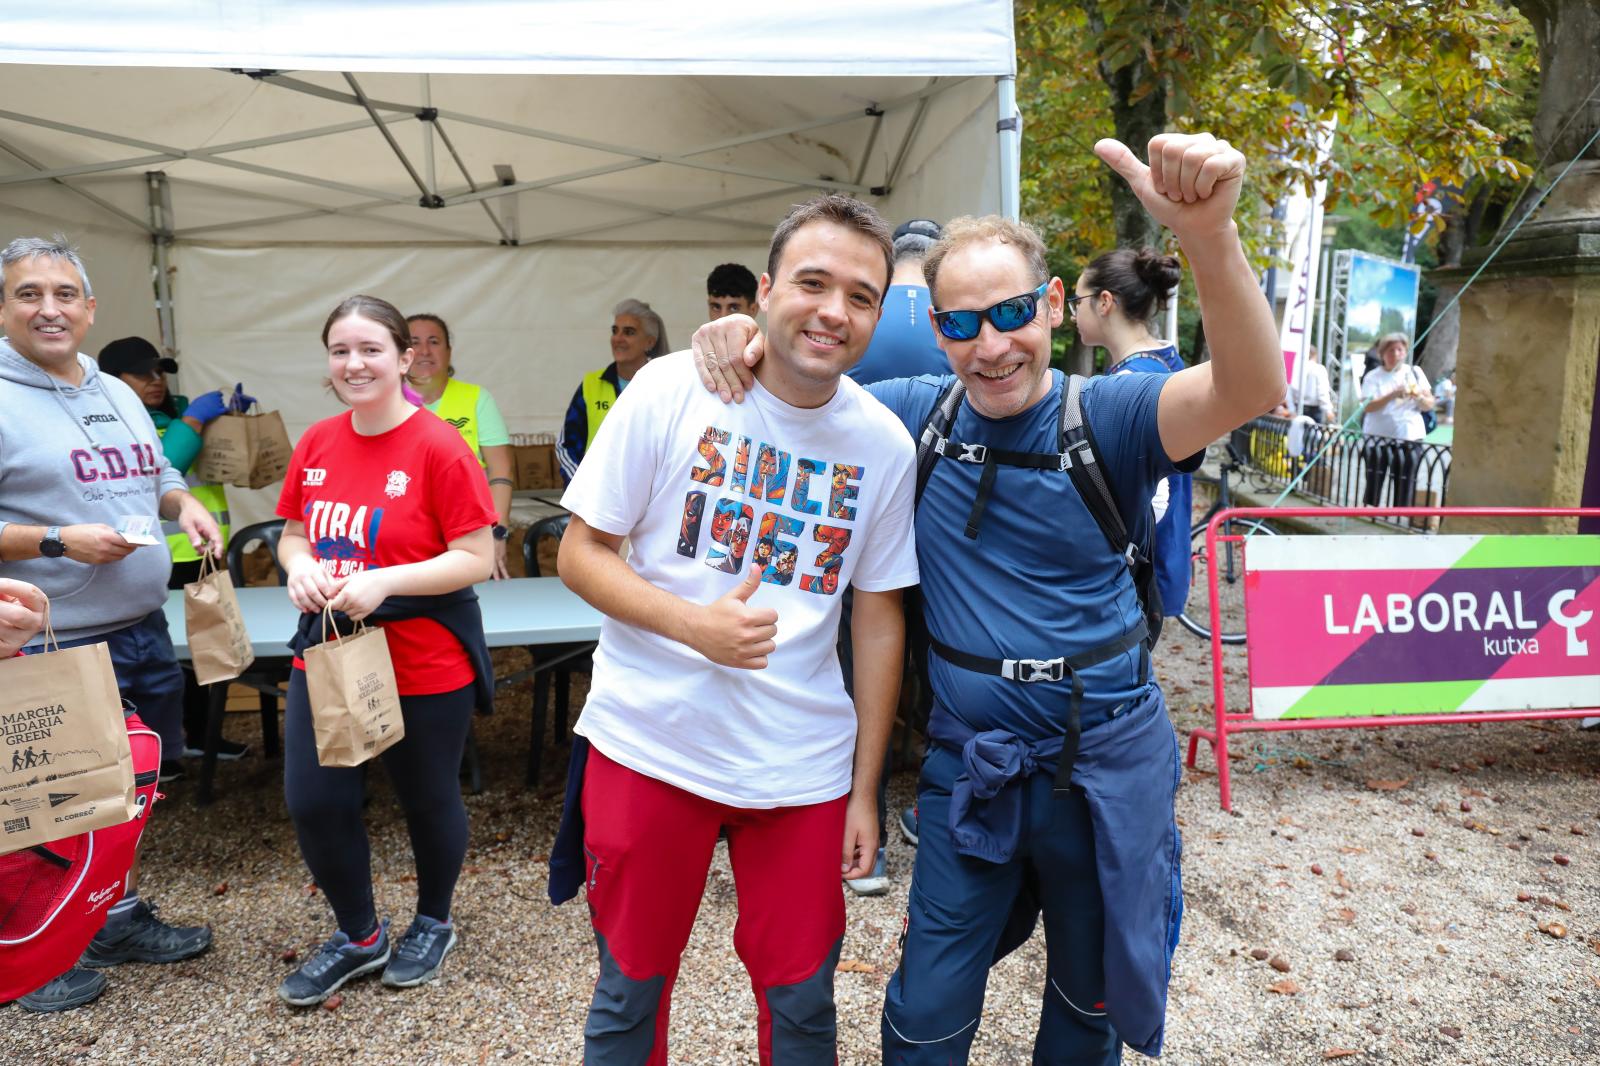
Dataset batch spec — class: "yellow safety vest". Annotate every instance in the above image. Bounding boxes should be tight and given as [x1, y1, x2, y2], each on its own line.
[157, 418, 231, 563]
[431, 378, 485, 470]
[580, 369, 619, 449]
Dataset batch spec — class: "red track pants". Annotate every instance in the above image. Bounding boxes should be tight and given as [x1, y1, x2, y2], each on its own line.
[581, 747, 846, 1065]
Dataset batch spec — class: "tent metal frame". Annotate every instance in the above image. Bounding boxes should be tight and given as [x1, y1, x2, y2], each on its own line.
[0, 71, 980, 246]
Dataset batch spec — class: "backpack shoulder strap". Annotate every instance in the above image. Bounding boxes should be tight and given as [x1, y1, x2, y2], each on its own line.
[1059, 374, 1130, 556]
[915, 378, 966, 507]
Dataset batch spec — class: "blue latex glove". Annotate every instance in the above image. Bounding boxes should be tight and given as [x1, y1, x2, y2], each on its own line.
[182, 389, 229, 425]
[228, 383, 258, 413]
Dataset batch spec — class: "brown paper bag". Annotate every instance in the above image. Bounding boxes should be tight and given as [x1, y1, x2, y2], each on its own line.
[183, 554, 256, 685]
[197, 406, 293, 489]
[302, 610, 404, 768]
[0, 630, 136, 855]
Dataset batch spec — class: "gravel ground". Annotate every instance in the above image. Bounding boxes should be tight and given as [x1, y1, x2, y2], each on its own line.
[4, 631, 1596, 1065]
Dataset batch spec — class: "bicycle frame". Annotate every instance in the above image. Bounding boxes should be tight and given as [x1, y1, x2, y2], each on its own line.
[1185, 505, 1600, 811]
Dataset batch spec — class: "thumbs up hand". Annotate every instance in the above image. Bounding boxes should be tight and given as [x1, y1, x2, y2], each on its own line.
[690, 563, 779, 669]
[1095, 132, 1246, 241]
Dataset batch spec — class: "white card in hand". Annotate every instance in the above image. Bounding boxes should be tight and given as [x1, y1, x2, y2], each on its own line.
[117, 515, 161, 545]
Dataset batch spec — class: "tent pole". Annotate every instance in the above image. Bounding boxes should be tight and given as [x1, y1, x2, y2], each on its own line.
[421, 75, 437, 199]
[146, 172, 177, 358]
[997, 76, 1021, 220]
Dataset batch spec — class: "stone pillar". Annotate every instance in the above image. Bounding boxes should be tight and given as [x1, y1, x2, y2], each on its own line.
[1434, 226, 1599, 534]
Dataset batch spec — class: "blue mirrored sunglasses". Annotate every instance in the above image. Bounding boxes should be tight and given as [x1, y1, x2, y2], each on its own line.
[931, 282, 1049, 342]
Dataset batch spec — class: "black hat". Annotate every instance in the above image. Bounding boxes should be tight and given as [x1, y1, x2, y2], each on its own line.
[893, 218, 942, 241]
[97, 337, 177, 377]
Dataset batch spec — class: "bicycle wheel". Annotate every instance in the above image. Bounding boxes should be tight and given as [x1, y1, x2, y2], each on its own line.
[1177, 517, 1281, 645]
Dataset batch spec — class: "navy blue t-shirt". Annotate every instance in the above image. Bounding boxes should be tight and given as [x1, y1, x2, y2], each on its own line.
[848, 285, 948, 385]
[868, 369, 1194, 743]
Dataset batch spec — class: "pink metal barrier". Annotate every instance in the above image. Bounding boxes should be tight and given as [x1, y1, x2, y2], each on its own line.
[1185, 506, 1600, 810]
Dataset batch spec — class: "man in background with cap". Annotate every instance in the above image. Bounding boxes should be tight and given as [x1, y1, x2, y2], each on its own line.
[0, 236, 215, 1012]
[847, 219, 949, 386]
[99, 335, 255, 766]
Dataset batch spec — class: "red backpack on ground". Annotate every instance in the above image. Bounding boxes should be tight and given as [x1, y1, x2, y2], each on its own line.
[0, 713, 161, 1001]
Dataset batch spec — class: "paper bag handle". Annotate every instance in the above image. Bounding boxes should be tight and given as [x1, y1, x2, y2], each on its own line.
[319, 603, 370, 645]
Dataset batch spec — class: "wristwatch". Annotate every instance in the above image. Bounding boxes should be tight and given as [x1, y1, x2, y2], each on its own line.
[40, 526, 67, 559]
[492, 524, 509, 542]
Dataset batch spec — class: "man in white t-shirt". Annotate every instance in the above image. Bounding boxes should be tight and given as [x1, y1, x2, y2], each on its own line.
[1291, 343, 1334, 423]
[1358, 332, 1435, 507]
[557, 194, 919, 1063]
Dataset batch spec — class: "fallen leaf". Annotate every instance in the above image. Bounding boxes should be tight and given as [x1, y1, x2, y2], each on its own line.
[1538, 921, 1567, 939]
[1335, 949, 1356, 962]
[1411, 828, 1426, 838]
[1440, 1025, 1462, 1040]
[1338, 846, 1367, 855]
[836, 959, 879, 974]
[301, 883, 318, 897]
[1323, 1050, 1360, 1060]
[1553, 854, 1571, 866]
[1311, 864, 1324, 876]
[1250, 948, 1270, 961]
[1268, 979, 1301, 996]
[1517, 891, 1533, 902]
[213, 881, 229, 896]
[1366, 778, 1410, 791]
[1337, 869, 1353, 891]
[1270, 956, 1292, 973]
[1335, 907, 1357, 922]
[1537, 896, 1571, 911]
[279, 949, 298, 964]
[322, 993, 343, 1011]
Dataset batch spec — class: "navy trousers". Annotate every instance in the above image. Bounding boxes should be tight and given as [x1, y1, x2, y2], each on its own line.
[882, 745, 1120, 1065]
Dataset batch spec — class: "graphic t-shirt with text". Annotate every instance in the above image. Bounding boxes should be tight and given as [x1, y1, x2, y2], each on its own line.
[277, 409, 497, 695]
[562, 351, 919, 807]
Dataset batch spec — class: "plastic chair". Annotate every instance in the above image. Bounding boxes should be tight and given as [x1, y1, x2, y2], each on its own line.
[522, 513, 593, 785]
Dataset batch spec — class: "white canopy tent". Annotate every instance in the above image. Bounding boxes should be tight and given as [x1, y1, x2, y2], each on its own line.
[0, 1, 1019, 522]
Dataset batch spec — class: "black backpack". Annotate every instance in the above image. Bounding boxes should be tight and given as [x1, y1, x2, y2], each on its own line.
[912, 373, 1164, 649]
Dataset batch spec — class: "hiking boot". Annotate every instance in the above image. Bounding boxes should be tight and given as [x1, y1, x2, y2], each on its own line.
[181, 738, 251, 760]
[381, 915, 457, 989]
[845, 847, 890, 897]
[278, 922, 391, 1007]
[158, 760, 185, 783]
[14, 968, 107, 1013]
[899, 805, 919, 846]
[82, 899, 212, 967]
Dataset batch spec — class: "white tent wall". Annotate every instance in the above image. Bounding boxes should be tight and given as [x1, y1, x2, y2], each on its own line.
[0, 195, 158, 347]
[878, 78, 1005, 232]
[172, 238, 766, 527]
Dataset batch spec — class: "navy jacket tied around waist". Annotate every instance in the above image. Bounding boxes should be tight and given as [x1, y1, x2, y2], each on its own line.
[928, 688, 1184, 1058]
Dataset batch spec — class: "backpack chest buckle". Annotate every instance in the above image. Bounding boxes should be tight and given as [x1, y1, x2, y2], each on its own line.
[1007, 657, 1066, 683]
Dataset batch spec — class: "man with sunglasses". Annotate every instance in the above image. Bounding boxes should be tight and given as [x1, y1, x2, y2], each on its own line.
[692, 132, 1284, 1064]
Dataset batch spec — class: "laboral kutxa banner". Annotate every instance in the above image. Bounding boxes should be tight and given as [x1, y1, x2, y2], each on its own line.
[1244, 535, 1598, 720]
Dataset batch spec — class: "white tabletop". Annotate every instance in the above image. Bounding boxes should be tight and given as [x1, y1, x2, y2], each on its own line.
[163, 576, 601, 659]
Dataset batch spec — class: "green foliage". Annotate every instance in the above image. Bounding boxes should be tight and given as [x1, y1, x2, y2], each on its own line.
[1018, 0, 1541, 356]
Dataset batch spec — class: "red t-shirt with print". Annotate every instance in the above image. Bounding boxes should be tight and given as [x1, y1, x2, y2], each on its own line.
[277, 409, 496, 695]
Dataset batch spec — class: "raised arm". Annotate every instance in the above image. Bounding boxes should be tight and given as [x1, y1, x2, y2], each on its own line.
[1095, 134, 1285, 461]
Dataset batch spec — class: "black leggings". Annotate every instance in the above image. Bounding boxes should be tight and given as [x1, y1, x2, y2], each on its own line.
[1363, 437, 1422, 508]
[284, 668, 474, 938]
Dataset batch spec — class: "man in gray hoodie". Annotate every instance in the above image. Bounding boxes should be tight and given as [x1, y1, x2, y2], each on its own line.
[0, 236, 217, 1012]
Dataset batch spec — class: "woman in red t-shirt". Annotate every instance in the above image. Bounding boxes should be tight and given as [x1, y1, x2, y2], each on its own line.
[274, 294, 496, 1007]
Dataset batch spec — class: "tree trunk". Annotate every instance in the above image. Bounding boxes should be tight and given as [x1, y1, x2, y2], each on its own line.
[1511, 0, 1600, 166]
[1082, 1, 1183, 250]
[1419, 184, 1489, 382]
[1065, 333, 1096, 378]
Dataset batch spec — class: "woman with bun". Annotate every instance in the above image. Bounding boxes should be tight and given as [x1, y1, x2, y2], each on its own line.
[1071, 248, 1193, 617]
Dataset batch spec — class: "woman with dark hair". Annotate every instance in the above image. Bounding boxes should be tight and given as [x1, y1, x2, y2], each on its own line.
[97, 336, 255, 771]
[1072, 248, 1193, 616]
[405, 313, 516, 578]
[273, 294, 496, 1006]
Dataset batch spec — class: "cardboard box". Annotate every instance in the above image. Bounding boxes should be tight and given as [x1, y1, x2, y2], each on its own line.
[1411, 489, 1442, 532]
[514, 444, 559, 490]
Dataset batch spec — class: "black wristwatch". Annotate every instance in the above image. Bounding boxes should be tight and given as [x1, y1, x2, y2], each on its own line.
[492, 524, 510, 542]
[40, 526, 67, 559]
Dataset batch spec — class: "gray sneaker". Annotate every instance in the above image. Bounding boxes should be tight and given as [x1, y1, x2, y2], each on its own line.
[381, 915, 457, 988]
[278, 922, 391, 1007]
[82, 899, 211, 966]
[15, 967, 107, 1013]
[845, 847, 890, 897]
